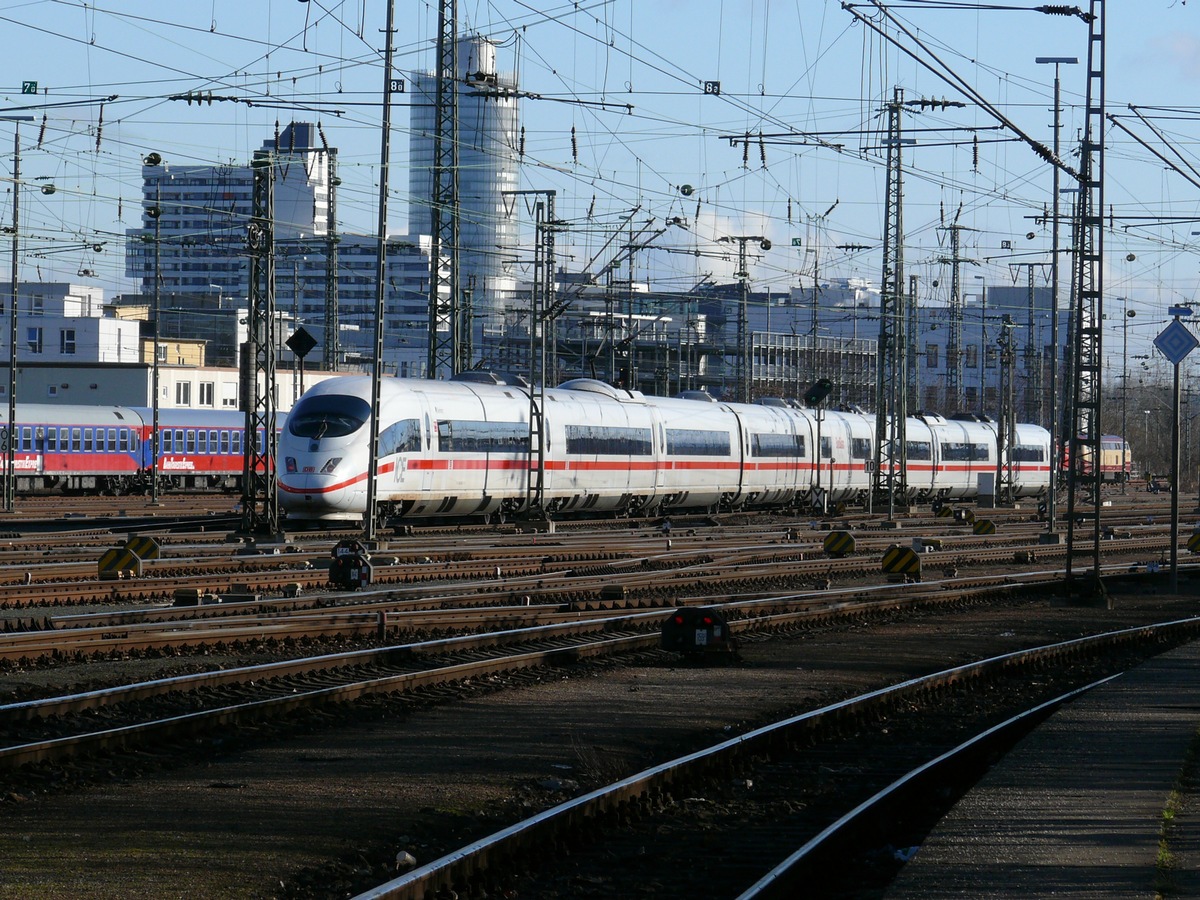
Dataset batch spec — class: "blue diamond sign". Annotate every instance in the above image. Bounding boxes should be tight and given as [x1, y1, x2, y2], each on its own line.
[1154, 319, 1199, 366]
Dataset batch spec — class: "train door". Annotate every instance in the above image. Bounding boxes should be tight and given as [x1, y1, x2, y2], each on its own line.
[818, 415, 844, 501]
[419, 412, 433, 496]
[730, 408, 748, 505]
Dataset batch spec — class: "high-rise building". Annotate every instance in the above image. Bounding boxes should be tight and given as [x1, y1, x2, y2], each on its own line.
[409, 35, 520, 344]
[125, 122, 434, 375]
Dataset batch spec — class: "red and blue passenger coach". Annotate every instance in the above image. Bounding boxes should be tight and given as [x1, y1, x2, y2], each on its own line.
[15, 404, 145, 492]
[0, 403, 249, 494]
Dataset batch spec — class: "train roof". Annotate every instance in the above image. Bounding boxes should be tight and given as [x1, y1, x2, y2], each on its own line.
[0, 404, 146, 427]
[146, 409, 247, 429]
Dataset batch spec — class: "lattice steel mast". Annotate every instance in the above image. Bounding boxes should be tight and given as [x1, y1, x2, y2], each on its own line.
[1065, 0, 1106, 590]
[873, 87, 908, 515]
[321, 132, 340, 372]
[935, 220, 975, 412]
[426, 0, 461, 378]
[239, 149, 280, 536]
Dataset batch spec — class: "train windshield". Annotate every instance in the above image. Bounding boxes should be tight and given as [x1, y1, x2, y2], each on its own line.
[288, 394, 371, 439]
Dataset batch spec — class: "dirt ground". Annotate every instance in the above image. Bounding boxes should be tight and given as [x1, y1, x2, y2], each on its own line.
[1, 589, 1196, 899]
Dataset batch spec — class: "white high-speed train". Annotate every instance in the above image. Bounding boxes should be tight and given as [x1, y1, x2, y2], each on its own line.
[278, 373, 1052, 523]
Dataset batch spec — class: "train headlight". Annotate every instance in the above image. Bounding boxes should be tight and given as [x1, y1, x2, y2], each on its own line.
[320, 457, 342, 475]
[285, 456, 297, 474]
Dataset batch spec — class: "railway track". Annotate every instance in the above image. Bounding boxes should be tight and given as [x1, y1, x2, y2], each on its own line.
[0, 558, 1177, 786]
[2, 490, 1195, 899]
[348, 617, 1200, 900]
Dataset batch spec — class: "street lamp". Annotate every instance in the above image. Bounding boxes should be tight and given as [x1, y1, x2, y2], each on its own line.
[1036, 55, 1077, 540]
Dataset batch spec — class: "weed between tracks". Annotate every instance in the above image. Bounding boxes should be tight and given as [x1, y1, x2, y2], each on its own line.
[1157, 727, 1200, 897]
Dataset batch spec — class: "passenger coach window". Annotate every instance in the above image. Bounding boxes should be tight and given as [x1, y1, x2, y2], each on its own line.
[174, 430, 183, 452]
[83, 429, 93, 452]
[850, 437, 872, 460]
[220, 431, 230, 454]
[380, 418, 422, 455]
[941, 442, 968, 461]
[232, 432, 242, 455]
[46, 429, 56, 452]
[940, 442, 990, 461]
[1013, 445, 1045, 462]
[198, 432, 207, 454]
[186, 430, 196, 453]
[71, 428, 81, 452]
[107, 428, 116, 451]
[750, 433, 804, 458]
[436, 420, 529, 454]
[119, 430, 129, 452]
[906, 440, 932, 461]
[819, 436, 832, 459]
[21, 427, 31, 450]
[564, 424, 653, 456]
[668, 429, 733, 456]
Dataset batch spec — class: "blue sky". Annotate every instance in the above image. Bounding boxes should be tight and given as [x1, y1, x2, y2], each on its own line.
[1, 0, 1197, 363]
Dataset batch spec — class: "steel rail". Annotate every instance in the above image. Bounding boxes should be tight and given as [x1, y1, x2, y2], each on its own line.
[0, 631, 657, 769]
[734, 673, 1123, 899]
[350, 616, 1200, 900]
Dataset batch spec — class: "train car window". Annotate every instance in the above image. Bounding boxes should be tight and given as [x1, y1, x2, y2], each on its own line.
[940, 442, 968, 461]
[186, 430, 196, 453]
[1013, 445, 1046, 462]
[35, 427, 44, 451]
[380, 418, 422, 455]
[749, 432, 804, 458]
[850, 437, 872, 460]
[83, 429, 93, 453]
[131, 432, 138, 452]
[437, 420, 530, 454]
[46, 429, 56, 452]
[232, 431, 242, 455]
[209, 430, 218, 452]
[60, 428, 69, 451]
[220, 431, 230, 454]
[669, 429, 734, 456]
[107, 429, 117, 451]
[118, 430, 128, 452]
[970, 443, 990, 461]
[906, 440, 932, 461]
[21, 427, 30, 451]
[564, 424, 653, 456]
[198, 431, 207, 454]
[288, 393, 371, 438]
[71, 428, 81, 452]
[819, 436, 832, 459]
[174, 430, 184, 453]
